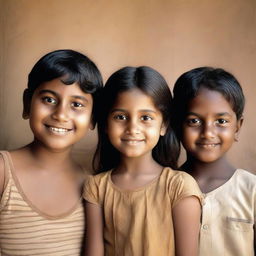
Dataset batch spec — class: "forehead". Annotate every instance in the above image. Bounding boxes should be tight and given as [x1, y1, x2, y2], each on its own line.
[188, 88, 234, 114]
[34, 78, 93, 101]
[113, 88, 156, 109]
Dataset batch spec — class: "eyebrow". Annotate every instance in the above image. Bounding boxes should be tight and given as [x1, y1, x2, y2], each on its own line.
[110, 108, 157, 114]
[186, 111, 232, 117]
[38, 90, 88, 101]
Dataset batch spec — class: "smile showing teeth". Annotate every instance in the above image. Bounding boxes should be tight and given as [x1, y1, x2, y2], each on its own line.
[122, 139, 144, 145]
[197, 143, 219, 148]
[47, 126, 71, 134]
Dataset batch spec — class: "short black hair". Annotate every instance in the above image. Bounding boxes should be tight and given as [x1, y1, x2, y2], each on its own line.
[93, 66, 180, 172]
[27, 49, 103, 123]
[172, 67, 245, 138]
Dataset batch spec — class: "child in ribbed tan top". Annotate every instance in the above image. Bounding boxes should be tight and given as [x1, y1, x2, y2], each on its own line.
[0, 49, 103, 256]
[84, 66, 202, 256]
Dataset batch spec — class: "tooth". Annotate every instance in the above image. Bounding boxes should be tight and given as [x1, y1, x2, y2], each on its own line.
[50, 127, 68, 132]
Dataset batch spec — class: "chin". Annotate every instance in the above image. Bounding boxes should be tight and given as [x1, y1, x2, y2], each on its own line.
[197, 156, 220, 163]
[44, 142, 73, 153]
[123, 153, 142, 158]
[121, 151, 144, 158]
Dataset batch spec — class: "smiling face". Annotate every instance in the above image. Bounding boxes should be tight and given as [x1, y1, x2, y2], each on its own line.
[25, 78, 93, 152]
[106, 89, 166, 159]
[182, 87, 243, 163]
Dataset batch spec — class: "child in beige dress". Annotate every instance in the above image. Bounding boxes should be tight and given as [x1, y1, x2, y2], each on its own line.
[84, 66, 202, 256]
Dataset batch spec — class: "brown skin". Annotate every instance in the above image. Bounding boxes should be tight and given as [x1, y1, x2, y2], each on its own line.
[180, 88, 243, 192]
[0, 79, 93, 216]
[85, 89, 201, 256]
[6, 145, 83, 215]
[181, 158, 236, 193]
[180, 88, 256, 252]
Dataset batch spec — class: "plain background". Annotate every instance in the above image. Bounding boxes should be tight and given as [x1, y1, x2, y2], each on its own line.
[0, 0, 255, 173]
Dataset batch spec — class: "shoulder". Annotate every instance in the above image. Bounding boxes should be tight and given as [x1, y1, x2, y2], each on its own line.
[236, 169, 256, 178]
[86, 171, 111, 187]
[234, 169, 256, 190]
[162, 167, 202, 205]
[83, 171, 111, 204]
[0, 151, 8, 196]
[162, 167, 199, 186]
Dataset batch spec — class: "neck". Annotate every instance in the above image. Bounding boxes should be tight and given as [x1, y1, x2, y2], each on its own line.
[181, 155, 235, 180]
[117, 154, 162, 175]
[24, 141, 74, 168]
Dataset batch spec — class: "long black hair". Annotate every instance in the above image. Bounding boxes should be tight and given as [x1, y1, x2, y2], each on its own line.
[93, 66, 180, 172]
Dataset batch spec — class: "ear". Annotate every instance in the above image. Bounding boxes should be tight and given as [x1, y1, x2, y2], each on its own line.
[160, 123, 167, 136]
[234, 116, 244, 142]
[22, 89, 31, 119]
[89, 119, 95, 130]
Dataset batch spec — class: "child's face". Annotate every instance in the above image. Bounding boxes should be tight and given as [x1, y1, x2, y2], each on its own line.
[27, 79, 93, 152]
[106, 88, 166, 159]
[181, 87, 243, 163]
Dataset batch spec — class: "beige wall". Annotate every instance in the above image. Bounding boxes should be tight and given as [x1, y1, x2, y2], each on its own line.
[0, 0, 255, 172]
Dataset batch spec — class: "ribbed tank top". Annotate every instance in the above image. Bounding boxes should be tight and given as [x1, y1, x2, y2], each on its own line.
[0, 151, 85, 256]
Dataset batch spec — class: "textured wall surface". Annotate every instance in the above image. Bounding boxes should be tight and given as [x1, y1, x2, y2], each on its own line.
[0, 0, 255, 172]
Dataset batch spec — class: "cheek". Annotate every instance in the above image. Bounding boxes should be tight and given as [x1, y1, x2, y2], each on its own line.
[30, 102, 55, 124]
[219, 128, 236, 141]
[145, 126, 163, 144]
[75, 113, 92, 130]
[182, 127, 198, 143]
[147, 126, 161, 137]
[29, 109, 47, 128]
[107, 123, 122, 138]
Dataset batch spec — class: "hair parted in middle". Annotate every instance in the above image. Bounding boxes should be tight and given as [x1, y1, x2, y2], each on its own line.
[93, 66, 180, 173]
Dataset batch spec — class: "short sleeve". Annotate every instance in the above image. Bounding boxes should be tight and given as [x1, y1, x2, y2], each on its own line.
[83, 175, 101, 205]
[170, 171, 203, 208]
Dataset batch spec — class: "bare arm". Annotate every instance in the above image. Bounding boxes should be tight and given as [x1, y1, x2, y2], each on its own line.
[172, 196, 201, 256]
[254, 225, 255, 255]
[84, 201, 104, 256]
[0, 155, 5, 197]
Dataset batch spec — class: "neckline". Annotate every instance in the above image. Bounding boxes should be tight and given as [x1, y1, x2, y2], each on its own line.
[108, 167, 166, 193]
[6, 151, 83, 220]
[204, 169, 239, 196]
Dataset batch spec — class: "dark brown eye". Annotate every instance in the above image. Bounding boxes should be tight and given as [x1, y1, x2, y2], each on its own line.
[186, 118, 201, 126]
[217, 119, 228, 124]
[114, 114, 127, 120]
[141, 115, 153, 121]
[42, 96, 57, 105]
[71, 102, 84, 108]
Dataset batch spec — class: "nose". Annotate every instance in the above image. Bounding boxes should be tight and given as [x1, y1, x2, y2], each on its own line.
[51, 103, 69, 122]
[201, 122, 215, 139]
[126, 118, 140, 134]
